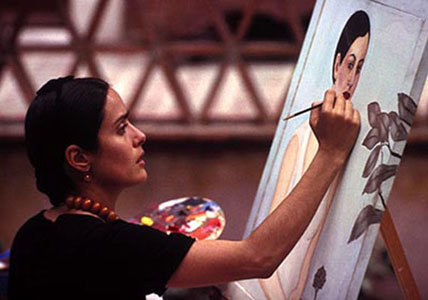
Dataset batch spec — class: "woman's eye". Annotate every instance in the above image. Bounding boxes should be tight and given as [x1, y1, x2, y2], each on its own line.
[118, 123, 128, 134]
[348, 62, 354, 69]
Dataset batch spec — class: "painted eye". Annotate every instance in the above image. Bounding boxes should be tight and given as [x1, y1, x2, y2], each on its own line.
[348, 62, 354, 70]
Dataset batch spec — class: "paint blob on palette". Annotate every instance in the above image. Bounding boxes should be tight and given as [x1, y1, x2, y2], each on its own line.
[129, 197, 226, 240]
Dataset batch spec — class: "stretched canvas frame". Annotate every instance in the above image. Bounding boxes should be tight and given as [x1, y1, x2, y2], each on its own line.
[224, 0, 428, 299]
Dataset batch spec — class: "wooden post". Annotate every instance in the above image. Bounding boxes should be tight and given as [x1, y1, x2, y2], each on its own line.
[380, 207, 421, 300]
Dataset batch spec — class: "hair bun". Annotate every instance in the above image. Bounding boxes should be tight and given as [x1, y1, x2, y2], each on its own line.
[35, 167, 68, 206]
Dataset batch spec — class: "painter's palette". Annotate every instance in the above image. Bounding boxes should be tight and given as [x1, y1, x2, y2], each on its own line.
[130, 197, 226, 240]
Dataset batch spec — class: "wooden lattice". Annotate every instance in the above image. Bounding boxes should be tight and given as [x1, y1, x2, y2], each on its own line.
[0, 0, 313, 140]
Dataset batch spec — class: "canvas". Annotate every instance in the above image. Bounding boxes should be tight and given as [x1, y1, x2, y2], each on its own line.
[224, 0, 428, 299]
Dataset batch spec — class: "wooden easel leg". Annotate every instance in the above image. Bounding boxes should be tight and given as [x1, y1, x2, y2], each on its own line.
[380, 207, 421, 300]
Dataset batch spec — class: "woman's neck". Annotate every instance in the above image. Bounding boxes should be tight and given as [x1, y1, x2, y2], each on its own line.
[74, 183, 121, 210]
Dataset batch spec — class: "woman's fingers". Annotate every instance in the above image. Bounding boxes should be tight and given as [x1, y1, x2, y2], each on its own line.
[334, 93, 346, 114]
[311, 88, 361, 160]
[353, 108, 361, 124]
[310, 101, 322, 127]
[322, 89, 335, 112]
[345, 99, 353, 120]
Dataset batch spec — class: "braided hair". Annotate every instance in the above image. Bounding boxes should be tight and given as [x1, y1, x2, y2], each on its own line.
[25, 76, 109, 206]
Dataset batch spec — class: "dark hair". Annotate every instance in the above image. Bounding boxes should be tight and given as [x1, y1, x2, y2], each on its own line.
[25, 76, 109, 206]
[332, 10, 370, 83]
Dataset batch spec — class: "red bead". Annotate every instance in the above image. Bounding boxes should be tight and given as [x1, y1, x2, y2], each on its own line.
[65, 196, 74, 208]
[65, 195, 119, 222]
[91, 202, 101, 213]
[73, 196, 82, 209]
[99, 206, 109, 218]
[107, 211, 118, 222]
[82, 199, 92, 210]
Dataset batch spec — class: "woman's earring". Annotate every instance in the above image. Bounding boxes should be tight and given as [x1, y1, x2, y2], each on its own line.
[83, 173, 92, 183]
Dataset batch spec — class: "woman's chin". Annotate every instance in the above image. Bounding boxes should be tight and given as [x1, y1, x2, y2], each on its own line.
[126, 170, 148, 186]
[138, 170, 148, 183]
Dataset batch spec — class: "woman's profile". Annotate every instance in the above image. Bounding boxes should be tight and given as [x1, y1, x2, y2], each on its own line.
[260, 10, 370, 300]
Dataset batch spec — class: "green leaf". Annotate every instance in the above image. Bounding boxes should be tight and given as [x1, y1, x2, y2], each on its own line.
[348, 205, 384, 243]
[363, 164, 397, 194]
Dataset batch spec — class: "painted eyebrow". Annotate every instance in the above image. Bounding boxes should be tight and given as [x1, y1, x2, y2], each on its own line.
[348, 54, 357, 61]
[114, 111, 129, 126]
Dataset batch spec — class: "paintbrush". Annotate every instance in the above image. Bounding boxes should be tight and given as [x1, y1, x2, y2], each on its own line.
[282, 103, 323, 121]
[283, 91, 350, 121]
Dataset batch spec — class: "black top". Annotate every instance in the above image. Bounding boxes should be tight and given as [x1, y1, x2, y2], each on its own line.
[8, 211, 195, 300]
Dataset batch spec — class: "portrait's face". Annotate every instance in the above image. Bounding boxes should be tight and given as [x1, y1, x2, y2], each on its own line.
[90, 88, 147, 189]
[333, 33, 369, 99]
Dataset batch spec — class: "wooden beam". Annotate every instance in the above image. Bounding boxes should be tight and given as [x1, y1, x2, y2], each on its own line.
[380, 207, 421, 300]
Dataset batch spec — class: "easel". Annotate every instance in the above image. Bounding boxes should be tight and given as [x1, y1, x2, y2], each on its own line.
[380, 208, 420, 299]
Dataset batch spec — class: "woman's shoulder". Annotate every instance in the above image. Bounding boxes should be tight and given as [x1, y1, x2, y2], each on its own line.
[294, 120, 311, 136]
[13, 210, 50, 238]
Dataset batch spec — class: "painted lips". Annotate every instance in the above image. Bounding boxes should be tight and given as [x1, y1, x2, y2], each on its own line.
[343, 91, 351, 100]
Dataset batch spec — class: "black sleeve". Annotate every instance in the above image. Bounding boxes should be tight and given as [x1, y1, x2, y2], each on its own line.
[93, 220, 195, 297]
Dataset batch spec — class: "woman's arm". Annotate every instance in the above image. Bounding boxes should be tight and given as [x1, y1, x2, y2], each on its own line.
[168, 90, 360, 288]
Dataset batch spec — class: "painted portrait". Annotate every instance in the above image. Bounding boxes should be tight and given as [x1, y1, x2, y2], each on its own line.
[258, 10, 371, 300]
[225, 0, 428, 299]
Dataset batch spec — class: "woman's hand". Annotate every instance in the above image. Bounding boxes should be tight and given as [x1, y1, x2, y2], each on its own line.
[310, 89, 360, 163]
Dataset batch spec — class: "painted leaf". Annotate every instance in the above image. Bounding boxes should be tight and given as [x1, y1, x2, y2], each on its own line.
[367, 102, 381, 127]
[376, 113, 391, 142]
[348, 205, 384, 243]
[362, 145, 382, 178]
[362, 128, 380, 150]
[313, 266, 326, 290]
[362, 164, 397, 194]
[398, 93, 417, 125]
[389, 111, 408, 141]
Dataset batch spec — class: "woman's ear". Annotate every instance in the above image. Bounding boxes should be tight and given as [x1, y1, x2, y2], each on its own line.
[65, 145, 91, 172]
[333, 53, 341, 82]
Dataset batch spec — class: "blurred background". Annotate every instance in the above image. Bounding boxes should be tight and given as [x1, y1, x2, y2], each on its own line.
[0, 0, 427, 299]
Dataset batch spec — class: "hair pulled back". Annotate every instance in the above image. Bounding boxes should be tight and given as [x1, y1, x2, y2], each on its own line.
[332, 10, 371, 83]
[25, 76, 109, 206]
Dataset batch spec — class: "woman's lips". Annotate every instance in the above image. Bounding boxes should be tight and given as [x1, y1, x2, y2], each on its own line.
[136, 152, 145, 165]
[343, 91, 351, 100]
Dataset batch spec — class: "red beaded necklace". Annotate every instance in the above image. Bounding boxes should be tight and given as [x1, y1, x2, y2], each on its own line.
[65, 196, 119, 222]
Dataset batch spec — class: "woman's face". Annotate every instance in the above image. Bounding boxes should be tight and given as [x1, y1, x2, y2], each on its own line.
[333, 33, 369, 99]
[89, 88, 147, 189]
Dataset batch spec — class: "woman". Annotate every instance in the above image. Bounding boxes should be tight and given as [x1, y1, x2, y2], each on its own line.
[8, 75, 360, 299]
[260, 11, 370, 300]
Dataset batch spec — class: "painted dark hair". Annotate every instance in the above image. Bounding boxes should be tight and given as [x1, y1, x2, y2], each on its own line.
[332, 10, 370, 83]
[25, 76, 109, 206]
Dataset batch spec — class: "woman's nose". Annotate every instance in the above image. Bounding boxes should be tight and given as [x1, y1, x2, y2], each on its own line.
[132, 125, 146, 147]
[348, 69, 356, 88]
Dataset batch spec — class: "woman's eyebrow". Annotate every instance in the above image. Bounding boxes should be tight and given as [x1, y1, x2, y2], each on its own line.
[114, 111, 129, 126]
